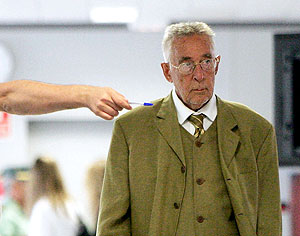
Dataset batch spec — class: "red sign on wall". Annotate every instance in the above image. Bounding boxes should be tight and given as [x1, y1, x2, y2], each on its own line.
[0, 112, 11, 138]
[0, 177, 4, 197]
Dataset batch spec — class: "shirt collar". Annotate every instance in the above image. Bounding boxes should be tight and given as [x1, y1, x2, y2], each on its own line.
[172, 88, 217, 125]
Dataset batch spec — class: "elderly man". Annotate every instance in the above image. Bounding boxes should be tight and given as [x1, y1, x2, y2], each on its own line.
[97, 22, 281, 236]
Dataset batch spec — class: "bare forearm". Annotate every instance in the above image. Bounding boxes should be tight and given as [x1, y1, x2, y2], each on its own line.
[0, 80, 85, 114]
[0, 80, 131, 119]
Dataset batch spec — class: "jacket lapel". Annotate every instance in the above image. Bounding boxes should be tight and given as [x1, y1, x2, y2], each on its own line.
[155, 94, 186, 166]
[216, 97, 240, 169]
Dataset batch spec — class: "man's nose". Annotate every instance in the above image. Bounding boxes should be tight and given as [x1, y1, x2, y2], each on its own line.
[193, 64, 204, 81]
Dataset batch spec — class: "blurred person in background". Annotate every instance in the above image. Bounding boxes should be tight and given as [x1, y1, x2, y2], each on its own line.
[0, 167, 30, 236]
[85, 160, 105, 236]
[26, 156, 81, 236]
[0, 80, 132, 120]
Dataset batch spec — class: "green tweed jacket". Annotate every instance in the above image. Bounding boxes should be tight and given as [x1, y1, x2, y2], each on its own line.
[97, 94, 282, 236]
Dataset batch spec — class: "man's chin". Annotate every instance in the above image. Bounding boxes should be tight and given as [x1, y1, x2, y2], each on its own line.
[189, 98, 209, 110]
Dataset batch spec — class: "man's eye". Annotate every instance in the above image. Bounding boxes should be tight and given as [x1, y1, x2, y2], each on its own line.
[202, 59, 212, 64]
[182, 62, 193, 67]
[180, 64, 193, 72]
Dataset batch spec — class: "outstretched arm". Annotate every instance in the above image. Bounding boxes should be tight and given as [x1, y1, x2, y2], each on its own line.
[0, 80, 131, 120]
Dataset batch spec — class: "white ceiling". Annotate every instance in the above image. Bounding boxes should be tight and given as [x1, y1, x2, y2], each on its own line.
[0, 0, 300, 30]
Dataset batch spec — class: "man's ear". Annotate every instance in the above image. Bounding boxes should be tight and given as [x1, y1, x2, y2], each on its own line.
[161, 63, 173, 83]
[214, 55, 221, 75]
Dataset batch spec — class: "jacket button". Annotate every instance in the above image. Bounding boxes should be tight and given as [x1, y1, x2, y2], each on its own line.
[197, 216, 205, 223]
[174, 202, 180, 209]
[181, 166, 186, 173]
[195, 141, 202, 148]
[196, 178, 205, 185]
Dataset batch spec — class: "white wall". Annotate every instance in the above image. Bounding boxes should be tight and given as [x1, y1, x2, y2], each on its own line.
[0, 114, 28, 168]
[1, 27, 169, 102]
[1, 0, 300, 29]
[214, 28, 274, 121]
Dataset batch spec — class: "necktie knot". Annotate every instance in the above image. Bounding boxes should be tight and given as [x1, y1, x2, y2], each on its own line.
[188, 114, 205, 138]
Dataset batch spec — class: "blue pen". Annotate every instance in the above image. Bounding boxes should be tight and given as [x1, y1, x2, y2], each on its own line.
[129, 102, 153, 106]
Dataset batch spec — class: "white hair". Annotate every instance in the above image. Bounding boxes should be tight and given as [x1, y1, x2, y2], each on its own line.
[162, 22, 215, 62]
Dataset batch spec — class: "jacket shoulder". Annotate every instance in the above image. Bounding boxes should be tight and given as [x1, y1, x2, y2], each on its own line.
[220, 99, 273, 130]
[115, 97, 164, 125]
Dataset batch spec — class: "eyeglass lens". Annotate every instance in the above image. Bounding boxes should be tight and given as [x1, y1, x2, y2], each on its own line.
[179, 59, 215, 74]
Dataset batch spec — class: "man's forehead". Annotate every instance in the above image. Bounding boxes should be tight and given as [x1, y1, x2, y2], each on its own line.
[171, 35, 213, 53]
[172, 34, 213, 45]
[171, 46, 214, 64]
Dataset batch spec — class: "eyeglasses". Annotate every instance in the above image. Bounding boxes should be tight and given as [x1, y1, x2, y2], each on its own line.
[171, 57, 219, 75]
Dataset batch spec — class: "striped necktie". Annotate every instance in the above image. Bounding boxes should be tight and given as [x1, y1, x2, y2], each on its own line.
[188, 114, 205, 138]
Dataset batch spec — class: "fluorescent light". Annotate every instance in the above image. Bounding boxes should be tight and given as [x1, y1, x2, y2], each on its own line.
[90, 7, 138, 24]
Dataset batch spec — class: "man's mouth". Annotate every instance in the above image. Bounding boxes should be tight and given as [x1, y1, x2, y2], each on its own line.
[192, 88, 206, 92]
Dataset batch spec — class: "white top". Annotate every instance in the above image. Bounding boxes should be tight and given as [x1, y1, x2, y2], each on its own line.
[28, 198, 79, 236]
[172, 88, 218, 135]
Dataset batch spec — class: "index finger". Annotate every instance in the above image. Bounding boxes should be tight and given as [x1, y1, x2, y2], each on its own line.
[111, 91, 132, 110]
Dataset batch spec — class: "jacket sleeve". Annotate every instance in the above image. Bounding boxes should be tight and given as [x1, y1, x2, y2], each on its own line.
[97, 120, 131, 236]
[256, 125, 282, 235]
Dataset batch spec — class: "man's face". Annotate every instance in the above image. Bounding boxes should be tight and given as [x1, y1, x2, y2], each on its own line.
[161, 34, 220, 111]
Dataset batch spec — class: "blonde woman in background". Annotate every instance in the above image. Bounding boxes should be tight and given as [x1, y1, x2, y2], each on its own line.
[85, 160, 105, 235]
[27, 157, 80, 236]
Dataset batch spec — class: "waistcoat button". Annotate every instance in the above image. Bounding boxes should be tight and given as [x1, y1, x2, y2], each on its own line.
[181, 166, 186, 173]
[174, 202, 180, 209]
[195, 141, 202, 148]
[196, 178, 205, 185]
[197, 216, 205, 223]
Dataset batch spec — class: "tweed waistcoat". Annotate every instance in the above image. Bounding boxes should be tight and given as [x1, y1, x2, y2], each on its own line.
[176, 120, 239, 236]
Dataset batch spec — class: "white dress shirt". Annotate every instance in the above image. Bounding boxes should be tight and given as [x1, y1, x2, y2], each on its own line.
[172, 88, 218, 135]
